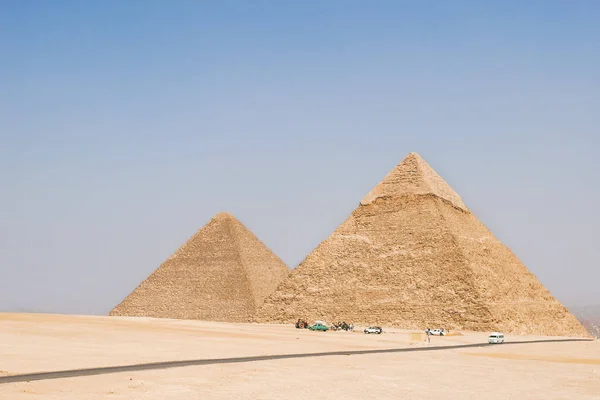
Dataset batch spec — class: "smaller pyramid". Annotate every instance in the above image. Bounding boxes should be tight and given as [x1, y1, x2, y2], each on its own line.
[110, 213, 290, 322]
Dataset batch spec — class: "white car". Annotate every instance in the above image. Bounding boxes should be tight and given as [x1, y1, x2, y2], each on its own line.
[364, 326, 383, 334]
[488, 332, 505, 344]
[429, 329, 446, 336]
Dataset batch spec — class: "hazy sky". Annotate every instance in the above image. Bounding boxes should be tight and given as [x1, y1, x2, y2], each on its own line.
[1, 1, 598, 315]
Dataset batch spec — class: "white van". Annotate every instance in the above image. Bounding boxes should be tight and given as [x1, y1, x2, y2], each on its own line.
[488, 332, 505, 344]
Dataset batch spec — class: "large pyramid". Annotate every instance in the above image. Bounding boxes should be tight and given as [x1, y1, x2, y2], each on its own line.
[255, 153, 589, 337]
[110, 213, 290, 322]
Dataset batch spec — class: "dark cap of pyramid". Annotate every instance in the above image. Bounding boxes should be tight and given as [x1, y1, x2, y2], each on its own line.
[360, 152, 468, 211]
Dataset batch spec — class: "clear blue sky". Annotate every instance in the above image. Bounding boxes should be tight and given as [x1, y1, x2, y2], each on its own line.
[1, 1, 598, 314]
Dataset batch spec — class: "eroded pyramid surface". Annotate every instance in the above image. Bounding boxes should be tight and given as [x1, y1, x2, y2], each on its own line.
[255, 153, 589, 337]
[110, 213, 289, 322]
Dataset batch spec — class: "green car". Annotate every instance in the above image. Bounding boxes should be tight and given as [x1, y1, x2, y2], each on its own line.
[308, 323, 329, 331]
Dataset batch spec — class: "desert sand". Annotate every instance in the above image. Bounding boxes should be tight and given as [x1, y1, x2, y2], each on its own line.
[0, 313, 598, 399]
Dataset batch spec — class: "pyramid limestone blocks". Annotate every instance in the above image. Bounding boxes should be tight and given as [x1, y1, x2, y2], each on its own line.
[360, 153, 468, 211]
[110, 213, 290, 322]
[256, 153, 589, 338]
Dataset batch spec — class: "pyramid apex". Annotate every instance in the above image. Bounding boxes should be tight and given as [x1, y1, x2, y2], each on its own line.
[360, 152, 468, 210]
[213, 212, 236, 221]
[404, 151, 427, 165]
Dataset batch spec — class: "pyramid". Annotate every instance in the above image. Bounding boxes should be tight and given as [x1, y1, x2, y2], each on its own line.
[110, 213, 290, 322]
[255, 153, 589, 337]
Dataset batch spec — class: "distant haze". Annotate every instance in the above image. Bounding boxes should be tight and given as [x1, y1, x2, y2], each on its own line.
[1, 2, 598, 315]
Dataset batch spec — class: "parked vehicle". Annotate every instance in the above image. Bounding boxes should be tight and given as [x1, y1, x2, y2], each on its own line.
[308, 323, 329, 331]
[364, 326, 383, 334]
[429, 328, 446, 336]
[295, 319, 309, 329]
[331, 321, 354, 331]
[488, 332, 505, 344]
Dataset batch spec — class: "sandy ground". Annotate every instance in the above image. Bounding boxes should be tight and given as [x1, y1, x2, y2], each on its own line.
[0, 313, 598, 399]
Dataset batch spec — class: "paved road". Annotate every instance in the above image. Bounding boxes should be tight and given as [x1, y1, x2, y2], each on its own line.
[0, 338, 591, 384]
